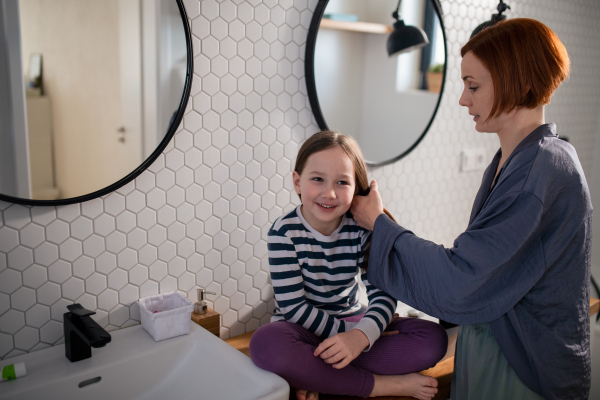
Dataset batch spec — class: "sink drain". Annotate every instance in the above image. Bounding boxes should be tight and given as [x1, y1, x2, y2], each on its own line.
[78, 376, 102, 388]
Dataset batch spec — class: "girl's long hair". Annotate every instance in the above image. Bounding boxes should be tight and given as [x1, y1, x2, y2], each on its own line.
[294, 131, 396, 271]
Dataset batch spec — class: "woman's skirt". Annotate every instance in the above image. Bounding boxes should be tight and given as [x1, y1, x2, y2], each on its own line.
[451, 323, 545, 400]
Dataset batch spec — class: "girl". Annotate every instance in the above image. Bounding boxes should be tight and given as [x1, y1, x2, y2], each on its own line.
[249, 131, 448, 400]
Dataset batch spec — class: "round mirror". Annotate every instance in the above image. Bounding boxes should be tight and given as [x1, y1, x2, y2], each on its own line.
[306, 0, 447, 166]
[0, 0, 192, 205]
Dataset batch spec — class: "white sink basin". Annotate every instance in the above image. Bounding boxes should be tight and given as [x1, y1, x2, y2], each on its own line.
[0, 323, 289, 400]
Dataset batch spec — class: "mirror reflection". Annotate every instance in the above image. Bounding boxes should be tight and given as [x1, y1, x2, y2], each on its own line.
[0, 0, 187, 201]
[313, 0, 446, 164]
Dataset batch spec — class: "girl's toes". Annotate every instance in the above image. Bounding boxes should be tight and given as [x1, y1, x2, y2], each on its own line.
[295, 388, 319, 400]
[295, 389, 308, 400]
[417, 392, 436, 400]
[307, 391, 319, 400]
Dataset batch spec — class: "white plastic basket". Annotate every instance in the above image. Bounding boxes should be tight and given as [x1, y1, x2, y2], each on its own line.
[137, 292, 194, 341]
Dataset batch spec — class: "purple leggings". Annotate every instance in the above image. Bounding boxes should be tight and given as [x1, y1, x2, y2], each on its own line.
[249, 315, 448, 397]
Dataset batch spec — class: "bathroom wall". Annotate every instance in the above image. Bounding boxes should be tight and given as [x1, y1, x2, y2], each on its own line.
[1, 0, 600, 360]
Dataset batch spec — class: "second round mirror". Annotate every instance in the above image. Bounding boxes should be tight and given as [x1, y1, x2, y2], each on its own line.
[307, 0, 447, 165]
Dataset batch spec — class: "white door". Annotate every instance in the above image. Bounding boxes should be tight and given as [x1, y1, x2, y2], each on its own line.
[17, 0, 143, 199]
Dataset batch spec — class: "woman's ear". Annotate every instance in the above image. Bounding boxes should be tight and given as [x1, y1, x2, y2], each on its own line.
[292, 171, 301, 195]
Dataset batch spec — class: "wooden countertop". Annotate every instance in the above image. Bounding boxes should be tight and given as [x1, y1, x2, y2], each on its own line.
[224, 329, 254, 357]
[591, 297, 599, 316]
[224, 298, 600, 400]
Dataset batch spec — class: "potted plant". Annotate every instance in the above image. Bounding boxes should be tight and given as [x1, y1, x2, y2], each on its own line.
[426, 63, 444, 93]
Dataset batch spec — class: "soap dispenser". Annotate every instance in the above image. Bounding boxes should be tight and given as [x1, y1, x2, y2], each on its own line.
[194, 287, 216, 315]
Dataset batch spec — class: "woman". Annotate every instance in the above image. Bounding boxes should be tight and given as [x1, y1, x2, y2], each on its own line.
[351, 18, 591, 400]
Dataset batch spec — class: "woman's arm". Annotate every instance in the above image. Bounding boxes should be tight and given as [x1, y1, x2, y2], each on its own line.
[365, 190, 547, 325]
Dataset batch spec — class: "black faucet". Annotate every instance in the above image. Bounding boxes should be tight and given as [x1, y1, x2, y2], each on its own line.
[63, 304, 111, 362]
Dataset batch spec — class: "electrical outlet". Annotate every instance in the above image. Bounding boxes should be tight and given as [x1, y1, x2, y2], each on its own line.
[460, 148, 487, 172]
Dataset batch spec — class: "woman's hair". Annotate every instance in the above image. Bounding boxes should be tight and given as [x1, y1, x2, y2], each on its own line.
[294, 131, 396, 271]
[461, 18, 570, 121]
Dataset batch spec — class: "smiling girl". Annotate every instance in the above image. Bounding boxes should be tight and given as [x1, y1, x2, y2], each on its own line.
[249, 131, 448, 400]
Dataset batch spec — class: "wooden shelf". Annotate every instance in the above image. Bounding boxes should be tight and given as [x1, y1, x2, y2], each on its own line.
[224, 329, 254, 357]
[320, 18, 392, 34]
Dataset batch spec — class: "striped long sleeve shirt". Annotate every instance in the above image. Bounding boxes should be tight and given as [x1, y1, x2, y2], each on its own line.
[268, 206, 397, 350]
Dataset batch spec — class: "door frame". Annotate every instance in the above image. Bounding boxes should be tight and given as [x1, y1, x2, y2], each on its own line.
[0, 0, 31, 199]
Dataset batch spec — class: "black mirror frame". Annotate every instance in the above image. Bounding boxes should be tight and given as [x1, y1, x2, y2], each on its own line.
[305, 0, 447, 167]
[0, 0, 194, 206]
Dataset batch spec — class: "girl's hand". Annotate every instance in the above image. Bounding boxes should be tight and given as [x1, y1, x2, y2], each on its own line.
[314, 330, 370, 369]
[351, 180, 384, 231]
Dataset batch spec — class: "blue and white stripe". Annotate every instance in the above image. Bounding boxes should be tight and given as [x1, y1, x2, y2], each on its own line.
[268, 206, 397, 349]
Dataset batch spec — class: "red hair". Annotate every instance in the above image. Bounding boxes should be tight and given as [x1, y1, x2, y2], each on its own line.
[461, 18, 570, 120]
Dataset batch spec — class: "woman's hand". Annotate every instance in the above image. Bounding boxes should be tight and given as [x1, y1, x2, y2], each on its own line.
[314, 329, 370, 369]
[380, 313, 400, 336]
[351, 180, 384, 231]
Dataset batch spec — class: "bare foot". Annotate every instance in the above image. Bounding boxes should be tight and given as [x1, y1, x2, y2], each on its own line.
[295, 388, 319, 400]
[369, 373, 438, 400]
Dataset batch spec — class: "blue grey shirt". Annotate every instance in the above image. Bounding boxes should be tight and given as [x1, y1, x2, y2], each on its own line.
[368, 123, 592, 399]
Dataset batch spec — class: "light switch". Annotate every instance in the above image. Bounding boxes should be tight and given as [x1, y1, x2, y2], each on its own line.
[460, 148, 487, 172]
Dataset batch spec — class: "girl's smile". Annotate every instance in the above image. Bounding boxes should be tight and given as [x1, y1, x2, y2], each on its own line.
[293, 146, 356, 236]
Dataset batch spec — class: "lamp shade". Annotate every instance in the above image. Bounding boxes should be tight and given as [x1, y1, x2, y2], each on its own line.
[387, 20, 429, 57]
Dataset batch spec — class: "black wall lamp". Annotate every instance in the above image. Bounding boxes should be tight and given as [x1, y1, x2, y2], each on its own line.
[387, 0, 429, 56]
[470, 0, 511, 39]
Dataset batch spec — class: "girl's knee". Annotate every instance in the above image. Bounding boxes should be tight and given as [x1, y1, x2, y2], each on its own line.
[396, 318, 448, 366]
[249, 324, 276, 368]
[434, 322, 449, 355]
[249, 322, 295, 373]
[421, 321, 448, 366]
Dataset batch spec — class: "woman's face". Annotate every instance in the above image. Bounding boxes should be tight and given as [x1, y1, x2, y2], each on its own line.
[459, 51, 509, 133]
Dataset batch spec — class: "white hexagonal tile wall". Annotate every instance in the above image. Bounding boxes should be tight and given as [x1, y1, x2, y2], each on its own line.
[0, 310, 25, 335]
[48, 260, 71, 284]
[25, 304, 50, 329]
[0, 228, 19, 254]
[62, 278, 85, 301]
[14, 326, 39, 351]
[40, 320, 62, 344]
[11, 287, 36, 312]
[7, 246, 33, 271]
[98, 289, 119, 312]
[30, 207, 56, 227]
[22, 264, 47, 289]
[4, 206, 31, 230]
[86, 273, 108, 296]
[19, 224, 45, 249]
[37, 282, 61, 306]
